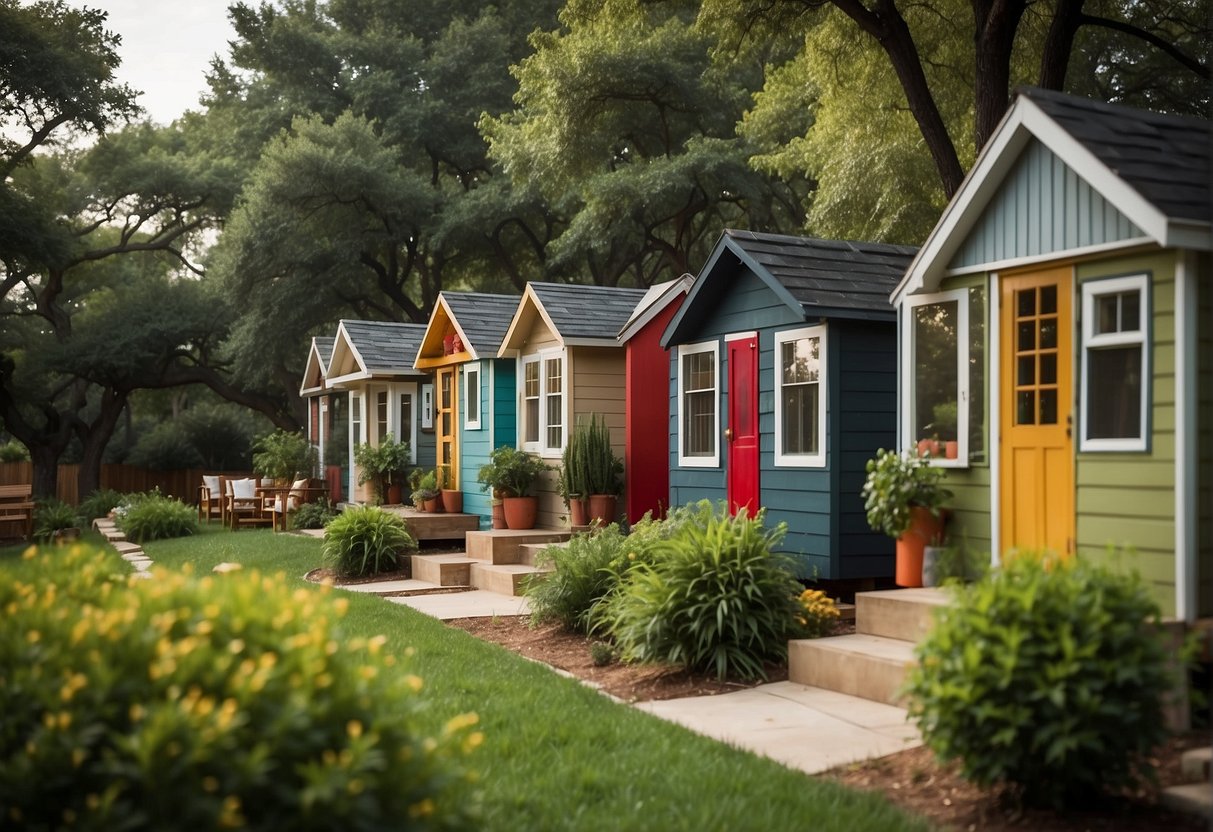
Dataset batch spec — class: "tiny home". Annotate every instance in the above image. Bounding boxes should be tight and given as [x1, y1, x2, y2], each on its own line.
[617, 276, 693, 523]
[662, 230, 917, 581]
[498, 282, 648, 528]
[892, 87, 1211, 620]
[414, 292, 519, 528]
[299, 334, 342, 499]
[324, 319, 435, 503]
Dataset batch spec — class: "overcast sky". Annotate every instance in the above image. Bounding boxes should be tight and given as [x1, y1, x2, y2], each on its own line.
[72, 1, 237, 124]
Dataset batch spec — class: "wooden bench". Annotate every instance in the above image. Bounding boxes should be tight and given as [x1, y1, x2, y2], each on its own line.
[0, 484, 35, 541]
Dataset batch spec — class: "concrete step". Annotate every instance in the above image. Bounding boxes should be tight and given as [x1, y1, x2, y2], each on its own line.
[470, 562, 549, 596]
[105, 531, 127, 542]
[517, 539, 571, 567]
[465, 529, 571, 564]
[1161, 783, 1212, 821]
[855, 588, 950, 643]
[110, 540, 144, 555]
[410, 554, 472, 587]
[788, 633, 917, 706]
[1181, 746, 1212, 781]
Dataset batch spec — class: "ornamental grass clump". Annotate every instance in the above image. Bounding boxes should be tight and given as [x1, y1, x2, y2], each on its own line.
[114, 491, 197, 542]
[0, 544, 479, 830]
[603, 501, 803, 681]
[525, 524, 628, 633]
[904, 551, 1174, 808]
[323, 505, 416, 578]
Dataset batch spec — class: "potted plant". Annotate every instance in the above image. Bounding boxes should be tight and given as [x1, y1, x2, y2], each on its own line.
[34, 499, 80, 544]
[438, 464, 463, 514]
[559, 438, 588, 527]
[252, 429, 318, 484]
[354, 434, 412, 505]
[862, 448, 952, 587]
[576, 415, 622, 525]
[477, 445, 548, 530]
[414, 469, 441, 512]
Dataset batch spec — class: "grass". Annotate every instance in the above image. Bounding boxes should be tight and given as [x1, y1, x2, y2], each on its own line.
[9, 525, 932, 831]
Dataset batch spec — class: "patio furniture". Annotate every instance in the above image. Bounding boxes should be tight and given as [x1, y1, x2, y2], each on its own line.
[0, 484, 34, 541]
[198, 475, 224, 524]
[226, 477, 274, 531]
[264, 479, 330, 532]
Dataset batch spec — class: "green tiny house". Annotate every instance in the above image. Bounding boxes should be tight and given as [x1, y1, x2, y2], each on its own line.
[892, 88, 1212, 619]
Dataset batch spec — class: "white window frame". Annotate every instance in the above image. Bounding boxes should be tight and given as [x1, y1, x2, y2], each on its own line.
[774, 324, 827, 468]
[420, 383, 434, 430]
[677, 340, 720, 468]
[901, 288, 971, 468]
[519, 347, 567, 457]
[394, 384, 418, 464]
[463, 363, 482, 430]
[1079, 273, 1149, 452]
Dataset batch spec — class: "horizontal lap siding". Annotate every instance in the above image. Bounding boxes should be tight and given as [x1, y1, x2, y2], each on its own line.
[1076, 252, 1177, 616]
[459, 360, 514, 529]
[1198, 255, 1213, 616]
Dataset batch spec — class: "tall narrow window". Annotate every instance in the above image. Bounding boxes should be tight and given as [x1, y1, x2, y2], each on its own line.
[398, 392, 414, 458]
[1081, 274, 1149, 450]
[351, 393, 363, 443]
[523, 359, 540, 445]
[678, 341, 718, 466]
[775, 325, 826, 466]
[463, 364, 481, 430]
[375, 390, 389, 443]
[545, 357, 563, 449]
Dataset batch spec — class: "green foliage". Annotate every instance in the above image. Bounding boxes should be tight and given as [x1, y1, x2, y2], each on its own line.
[0, 440, 29, 462]
[412, 470, 440, 504]
[291, 498, 339, 530]
[251, 429, 317, 481]
[76, 488, 124, 523]
[354, 434, 413, 504]
[477, 445, 548, 498]
[589, 641, 615, 667]
[0, 544, 478, 829]
[603, 501, 802, 681]
[116, 493, 198, 543]
[793, 588, 841, 639]
[323, 506, 416, 579]
[526, 525, 629, 633]
[32, 499, 79, 542]
[905, 552, 1174, 807]
[125, 420, 206, 470]
[861, 448, 952, 538]
[563, 415, 622, 500]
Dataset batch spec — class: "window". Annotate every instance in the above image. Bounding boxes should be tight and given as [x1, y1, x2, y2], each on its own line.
[463, 364, 481, 430]
[351, 393, 363, 443]
[903, 286, 985, 465]
[775, 326, 826, 466]
[375, 390, 389, 443]
[1080, 274, 1149, 451]
[678, 341, 719, 467]
[398, 392, 414, 460]
[520, 349, 566, 455]
[420, 383, 433, 430]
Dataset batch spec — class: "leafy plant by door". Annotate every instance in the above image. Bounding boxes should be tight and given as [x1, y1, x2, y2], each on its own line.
[354, 434, 412, 504]
[477, 445, 548, 498]
[861, 448, 951, 538]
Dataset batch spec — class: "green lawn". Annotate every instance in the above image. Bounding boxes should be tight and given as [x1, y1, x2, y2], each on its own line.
[10, 526, 933, 831]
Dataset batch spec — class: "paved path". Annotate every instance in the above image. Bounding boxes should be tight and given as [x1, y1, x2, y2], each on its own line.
[388, 589, 531, 618]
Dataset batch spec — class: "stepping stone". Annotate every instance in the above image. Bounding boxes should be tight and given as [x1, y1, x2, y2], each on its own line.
[130, 571, 153, 581]
[132, 561, 153, 572]
[104, 531, 127, 542]
[111, 541, 143, 555]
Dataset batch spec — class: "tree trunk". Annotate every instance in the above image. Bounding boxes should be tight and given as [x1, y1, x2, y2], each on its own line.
[75, 389, 128, 500]
[29, 444, 60, 500]
[972, 0, 1029, 152]
[1039, 0, 1085, 90]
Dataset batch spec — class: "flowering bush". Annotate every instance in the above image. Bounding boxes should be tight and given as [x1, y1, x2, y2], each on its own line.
[0, 545, 479, 830]
[793, 588, 840, 638]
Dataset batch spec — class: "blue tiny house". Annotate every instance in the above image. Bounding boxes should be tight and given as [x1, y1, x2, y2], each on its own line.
[414, 292, 519, 528]
[661, 231, 917, 580]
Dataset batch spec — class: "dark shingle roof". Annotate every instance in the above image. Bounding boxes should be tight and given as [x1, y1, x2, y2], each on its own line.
[441, 292, 520, 356]
[1021, 87, 1211, 225]
[340, 320, 426, 373]
[724, 230, 917, 317]
[313, 336, 335, 372]
[529, 283, 649, 341]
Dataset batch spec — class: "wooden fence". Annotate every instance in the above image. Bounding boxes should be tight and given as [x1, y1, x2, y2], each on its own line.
[0, 463, 252, 506]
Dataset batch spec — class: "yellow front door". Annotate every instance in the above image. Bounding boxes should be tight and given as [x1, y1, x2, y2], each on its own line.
[436, 367, 458, 489]
[1000, 267, 1074, 555]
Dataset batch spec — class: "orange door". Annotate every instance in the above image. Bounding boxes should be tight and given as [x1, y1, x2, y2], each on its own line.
[1000, 268, 1074, 555]
[726, 335, 760, 517]
[436, 367, 458, 489]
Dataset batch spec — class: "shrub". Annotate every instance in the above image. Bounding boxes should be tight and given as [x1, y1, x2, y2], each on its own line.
[292, 498, 339, 530]
[0, 439, 29, 462]
[0, 544, 478, 830]
[116, 492, 198, 542]
[323, 506, 416, 578]
[603, 501, 803, 681]
[525, 525, 628, 633]
[589, 642, 614, 667]
[33, 499, 80, 542]
[794, 588, 840, 638]
[77, 488, 124, 523]
[904, 552, 1174, 808]
[252, 429, 317, 481]
[125, 421, 206, 470]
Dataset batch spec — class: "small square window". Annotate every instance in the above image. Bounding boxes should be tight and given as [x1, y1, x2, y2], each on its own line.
[677, 341, 719, 467]
[775, 325, 826, 467]
[1080, 274, 1149, 451]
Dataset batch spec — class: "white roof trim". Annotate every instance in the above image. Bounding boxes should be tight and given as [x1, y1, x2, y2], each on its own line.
[617, 275, 694, 344]
[498, 284, 565, 355]
[893, 94, 1182, 304]
[298, 336, 334, 397]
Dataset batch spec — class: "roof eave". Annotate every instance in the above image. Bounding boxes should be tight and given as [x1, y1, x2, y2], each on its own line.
[618, 275, 693, 344]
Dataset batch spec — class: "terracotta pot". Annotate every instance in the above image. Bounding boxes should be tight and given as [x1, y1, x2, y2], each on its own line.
[588, 494, 617, 525]
[896, 506, 943, 587]
[490, 500, 506, 529]
[568, 497, 589, 527]
[424, 496, 442, 513]
[916, 439, 943, 458]
[441, 489, 463, 514]
[386, 483, 403, 505]
[503, 496, 537, 530]
[945, 440, 959, 460]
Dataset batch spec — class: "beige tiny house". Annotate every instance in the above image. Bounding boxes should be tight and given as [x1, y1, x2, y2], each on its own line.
[498, 283, 646, 528]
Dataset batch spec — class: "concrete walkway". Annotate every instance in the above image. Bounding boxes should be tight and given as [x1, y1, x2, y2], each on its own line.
[388, 589, 531, 618]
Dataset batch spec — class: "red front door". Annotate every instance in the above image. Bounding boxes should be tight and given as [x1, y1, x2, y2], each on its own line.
[727, 334, 760, 516]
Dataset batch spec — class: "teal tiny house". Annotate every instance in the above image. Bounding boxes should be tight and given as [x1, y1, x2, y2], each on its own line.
[662, 231, 917, 580]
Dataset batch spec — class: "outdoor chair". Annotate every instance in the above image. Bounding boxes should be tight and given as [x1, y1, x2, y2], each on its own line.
[198, 475, 224, 524]
[0, 484, 34, 541]
[265, 478, 330, 532]
[226, 477, 274, 531]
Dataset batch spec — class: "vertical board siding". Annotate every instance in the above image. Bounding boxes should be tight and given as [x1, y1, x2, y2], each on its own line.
[1196, 254, 1213, 616]
[1075, 251, 1178, 616]
[625, 299, 681, 523]
[950, 141, 1144, 270]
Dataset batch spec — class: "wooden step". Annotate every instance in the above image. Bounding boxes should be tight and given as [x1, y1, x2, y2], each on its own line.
[379, 506, 480, 541]
[517, 539, 571, 567]
[470, 562, 550, 596]
[855, 588, 950, 643]
[465, 529, 571, 564]
[410, 553, 472, 587]
[788, 633, 917, 706]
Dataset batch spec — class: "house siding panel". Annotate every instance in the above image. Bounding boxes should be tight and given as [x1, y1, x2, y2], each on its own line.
[626, 298, 681, 523]
[1198, 253, 1213, 616]
[950, 141, 1144, 270]
[458, 359, 515, 529]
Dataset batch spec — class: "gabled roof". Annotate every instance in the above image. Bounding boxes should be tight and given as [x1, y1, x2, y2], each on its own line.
[617, 275, 694, 344]
[894, 87, 1212, 303]
[499, 282, 648, 353]
[299, 335, 335, 397]
[415, 292, 519, 368]
[662, 230, 917, 347]
[326, 319, 427, 386]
